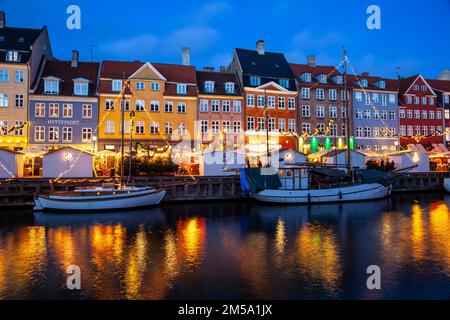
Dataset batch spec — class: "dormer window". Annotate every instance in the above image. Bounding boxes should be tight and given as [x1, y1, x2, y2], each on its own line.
[177, 83, 187, 94]
[318, 74, 327, 84]
[225, 82, 235, 94]
[301, 73, 312, 83]
[279, 79, 289, 89]
[250, 76, 261, 87]
[204, 81, 215, 93]
[360, 79, 368, 87]
[112, 80, 122, 92]
[74, 79, 89, 96]
[44, 78, 59, 95]
[6, 50, 19, 62]
[334, 76, 343, 84]
[17, 37, 24, 43]
[378, 80, 385, 89]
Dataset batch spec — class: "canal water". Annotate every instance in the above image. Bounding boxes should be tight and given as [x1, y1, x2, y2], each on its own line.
[0, 192, 450, 300]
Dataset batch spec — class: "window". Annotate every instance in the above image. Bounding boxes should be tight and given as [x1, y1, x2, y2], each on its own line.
[430, 126, 435, 135]
[341, 107, 347, 119]
[49, 127, 59, 142]
[445, 95, 449, 104]
[200, 99, 208, 112]
[407, 110, 412, 118]
[356, 127, 362, 137]
[429, 97, 434, 105]
[372, 93, 379, 103]
[222, 100, 231, 112]
[204, 81, 214, 93]
[316, 89, 325, 100]
[211, 100, 220, 112]
[302, 123, 310, 134]
[422, 126, 428, 136]
[414, 126, 420, 135]
[150, 100, 159, 112]
[341, 124, 347, 136]
[360, 79, 368, 87]
[223, 121, 231, 133]
[407, 96, 412, 104]
[413, 85, 419, 91]
[437, 111, 442, 119]
[49, 103, 59, 118]
[334, 76, 343, 84]
[373, 127, 380, 138]
[365, 93, 371, 105]
[278, 97, 285, 109]
[165, 123, 173, 135]
[421, 110, 427, 119]
[233, 121, 241, 133]
[373, 110, 379, 119]
[399, 109, 405, 118]
[35, 103, 45, 117]
[288, 119, 296, 132]
[330, 124, 337, 136]
[381, 94, 387, 106]
[135, 121, 145, 135]
[112, 80, 122, 92]
[62, 104, 73, 118]
[225, 82, 235, 94]
[211, 121, 220, 133]
[165, 102, 173, 113]
[302, 105, 310, 117]
[257, 95, 265, 108]
[317, 106, 325, 118]
[0, 69, 8, 82]
[278, 118, 286, 131]
[177, 84, 187, 94]
[82, 128, 92, 142]
[200, 120, 208, 133]
[82, 104, 92, 119]
[301, 88, 310, 99]
[430, 110, 435, 119]
[136, 82, 144, 90]
[422, 97, 427, 105]
[355, 91, 363, 102]
[177, 102, 186, 113]
[341, 90, 347, 101]
[247, 117, 255, 130]
[268, 118, 276, 132]
[6, 51, 19, 62]
[329, 89, 337, 101]
[35, 126, 45, 141]
[267, 96, 275, 108]
[399, 126, 406, 136]
[437, 126, 443, 132]
[105, 121, 115, 134]
[44, 79, 59, 94]
[136, 100, 145, 112]
[421, 85, 426, 91]
[407, 126, 413, 136]
[330, 106, 337, 118]
[151, 82, 159, 91]
[15, 94, 24, 108]
[414, 96, 419, 104]
[414, 110, 420, 119]
[14, 121, 24, 136]
[318, 74, 327, 84]
[15, 70, 24, 83]
[150, 122, 159, 134]
[355, 108, 362, 119]
[279, 79, 289, 89]
[389, 110, 396, 120]
[250, 76, 261, 86]
[247, 94, 255, 107]
[233, 100, 241, 113]
[288, 97, 296, 110]
[74, 82, 88, 96]
[364, 127, 371, 138]
[381, 110, 388, 120]
[62, 127, 73, 142]
[105, 99, 115, 110]
[302, 73, 312, 83]
[120, 121, 130, 134]
[364, 109, 371, 119]
[378, 81, 386, 89]
[389, 94, 396, 104]
[0, 120, 7, 135]
[121, 100, 130, 111]
[257, 117, 265, 131]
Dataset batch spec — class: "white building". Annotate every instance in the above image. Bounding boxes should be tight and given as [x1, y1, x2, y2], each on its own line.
[0, 148, 24, 178]
[308, 149, 367, 170]
[278, 148, 307, 167]
[42, 146, 93, 178]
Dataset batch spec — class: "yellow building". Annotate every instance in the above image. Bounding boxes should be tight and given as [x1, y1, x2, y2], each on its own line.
[98, 61, 198, 152]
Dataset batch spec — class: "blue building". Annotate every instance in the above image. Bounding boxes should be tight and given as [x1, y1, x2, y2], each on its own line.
[350, 74, 399, 152]
[29, 51, 100, 152]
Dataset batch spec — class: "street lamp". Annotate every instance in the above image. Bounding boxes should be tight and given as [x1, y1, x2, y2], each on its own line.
[92, 135, 97, 152]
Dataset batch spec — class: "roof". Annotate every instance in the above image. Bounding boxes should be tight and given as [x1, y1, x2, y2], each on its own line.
[34, 59, 100, 96]
[0, 26, 44, 63]
[397, 74, 420, 93]
[322, 149, 366, 158]
[235, 48, 295, 79]
[44, 146, 94, 157]
[346, 74, 398, 92]
[196, 71, 242, 96]
[427, 79, 450, 93]
[0, 147, 24, 155]
[290, 63, 341, 87]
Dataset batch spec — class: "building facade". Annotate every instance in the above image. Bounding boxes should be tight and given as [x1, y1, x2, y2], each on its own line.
[196, 70, 244, 150]
[98, 60, 198, 151]
[398, 74, 443, 146]
[29, 51, 99, 152]
[228, 41, 298, 156]
[428, 79, 450, 145]
[349, 74, 400, 152]
[0, 12, 53, 150]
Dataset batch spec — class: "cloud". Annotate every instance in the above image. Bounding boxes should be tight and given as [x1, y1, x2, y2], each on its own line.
[193, 1, 231, 23]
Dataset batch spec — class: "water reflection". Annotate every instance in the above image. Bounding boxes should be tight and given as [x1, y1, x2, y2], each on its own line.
[0, 194, 450, 299]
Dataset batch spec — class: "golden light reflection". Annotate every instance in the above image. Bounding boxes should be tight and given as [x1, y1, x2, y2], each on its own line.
[411, 203, 426, 262]
[125, 225, 149, 299]
[274, 218, 286, 265]
[296, 224, 341, 293]
[164, 230, 178, 279]
[429, 201, 450, 275]
[177, 217, 206, 269]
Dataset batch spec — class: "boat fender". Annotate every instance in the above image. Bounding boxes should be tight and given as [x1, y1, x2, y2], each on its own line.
[339, 191, 343, 200]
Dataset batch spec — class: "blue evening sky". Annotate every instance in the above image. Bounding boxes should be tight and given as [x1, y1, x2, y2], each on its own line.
[2, 0, 449, 79]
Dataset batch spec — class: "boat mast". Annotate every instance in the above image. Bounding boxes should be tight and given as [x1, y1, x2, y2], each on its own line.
[264, 89, 270, 167]
[343, 48, 351, 176]
[128, 110, 135, 185]
[120, 85, 125, 189]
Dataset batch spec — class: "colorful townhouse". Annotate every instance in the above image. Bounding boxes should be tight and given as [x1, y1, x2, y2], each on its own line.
[0, 12, 52, 150]
[228, 41, 298, 155]
[428, 79, 450, 145]
[290, 56, 349, 153]
[398, 74, 443, 147]
[196, 69, 244, 150]
[98, 60, 198, 151]
[348, 74, 400, 152]
[28, 51, 100, 152]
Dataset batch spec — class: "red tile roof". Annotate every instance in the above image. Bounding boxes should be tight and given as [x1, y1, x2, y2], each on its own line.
[290, 63, 341, 78]
[196, 71, 242, 96]
[427, 79, 450, 92]
[100, 60, 144, 79]
[34, 59, 100, 96]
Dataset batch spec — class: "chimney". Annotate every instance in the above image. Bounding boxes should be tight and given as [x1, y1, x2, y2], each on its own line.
[182, 47, 190, 66]
[256, 40, 265, 55]
[362, 72, 369, 76]
[71, 50, 79, 68]
[307, 55, 316, 67]
[203, 67, 214, 72]
[0, 12, 5, 29]
[220, 66, 226, 72]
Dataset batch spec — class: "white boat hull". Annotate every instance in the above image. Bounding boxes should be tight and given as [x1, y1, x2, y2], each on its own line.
[252, 183, 391, 204]
[36, 188, 166, 212]
[444, 179, 450, 193]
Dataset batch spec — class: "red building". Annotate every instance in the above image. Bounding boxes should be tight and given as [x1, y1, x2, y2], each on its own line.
[398, 74, 443, 147]
[427, 79, 450, 146]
